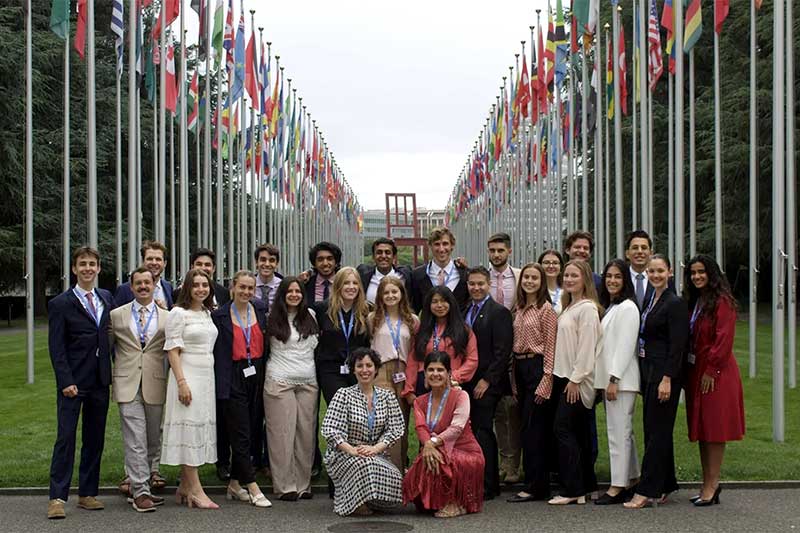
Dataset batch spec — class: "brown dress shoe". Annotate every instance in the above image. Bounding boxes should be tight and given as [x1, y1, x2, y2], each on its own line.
[132, 495, 156, 513]
[47, 499, 66, 519]
[150, 494, 165, 506]
[77, 496, 105, 510]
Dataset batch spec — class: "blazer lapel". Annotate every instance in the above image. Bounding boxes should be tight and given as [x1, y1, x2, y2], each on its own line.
[118, 302, 140, 347]
[143, 304, 168, 349]
[68, 288, 98, 326]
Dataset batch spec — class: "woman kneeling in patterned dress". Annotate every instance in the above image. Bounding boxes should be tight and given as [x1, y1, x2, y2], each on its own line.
[321, 348, 405, 516]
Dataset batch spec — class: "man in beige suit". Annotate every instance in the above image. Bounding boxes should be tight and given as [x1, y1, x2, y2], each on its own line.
[109, 266, 168, 512]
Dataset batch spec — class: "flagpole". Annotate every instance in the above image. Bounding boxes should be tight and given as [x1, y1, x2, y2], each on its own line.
[668, 71, 675, 268]
[785, 0, 796, 389]
[85, 0, 97, 248]
[180, 14, 189, 277]
[748, 0, 757, 378]
[567, 49, 575, 235]
[688, 49, 696, 258]
[170, 114, 176, 282]
[603, 23, 611, 266]
[638, 0, 648, 233]
[249, 10, 257, 257]
[227, 75, 234, 278]
[152, 34, 158, 244]
[127, 0, 137, 273]
[204, 2, 213, 249]
[772, 0, 786, 442]
[674, 0, 685, 294]
[115, 43, 122, 285]
[631, 2, 638, 231]
[612, 5, 622, 258]
[594, 29, 604, 272]
[216, 54, 224, 281]
[580, 37, 588, 231]
[63, 33, 71, 291]
[159, 12, 166, 245]
[25, 0, 34, 384]
[196, 63, 202, 249]
[713, 24, 722, 266]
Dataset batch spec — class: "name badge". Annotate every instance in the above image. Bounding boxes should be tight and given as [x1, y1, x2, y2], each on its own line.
[392, 372, 406, 384]
[638, 347, 646, 359]
[687, 352, 696, 365]
[243, 365, 256, 378]
[340, 364, 350, 375]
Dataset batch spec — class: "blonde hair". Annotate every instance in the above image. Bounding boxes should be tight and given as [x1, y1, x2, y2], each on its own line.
[370, 276, 417, 334]
[561, 260, 604, 316]
[327, 267, 370, 335]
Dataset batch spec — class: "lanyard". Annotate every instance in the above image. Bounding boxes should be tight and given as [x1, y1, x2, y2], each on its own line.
[232, 303, 253, 365]
[466, 296, 489, 328]
[132, 304, 157, 347]
[689, 302, 702, 334]
[385, 313, 403, 355]
[339, 309, 355, 358]
[638, 293, 657, 355]
[551, 287, 561, 310]
[365, 392, 376, 432]
[426, 387, 451, 431]
[432, 323, 443, 351]
[427, 262, 452, 287]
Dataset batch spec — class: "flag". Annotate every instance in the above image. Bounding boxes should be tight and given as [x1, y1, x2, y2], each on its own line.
[545, 10, 556, 92]
[684, 0, 702, 52]
[570, 11, 579, 53]
[144, 34, 156, 102]
[111, 0, 124, 77]
[537, 23, 547, 111]
[606, 39, 614, 119]
[755, 0, 763, 9]
[49, 0, 69, 40]
[187, 70, 199, 132]
[223, 0, 234, 72]
[191, 0, 207, 60]
[662, 0, 676, 73]
[714, 0, 729, 34]
[634, 3, 640, 102]
[231, 11, 246, 102]
[519, 54, 530, 119]
[587, 0, 600, 37]
[165, 43, 177, 113]
[553, 0, 569, 86]
[212, 0, 224, 65]
[619, 23, 628, 115]
[245, 30, 259, 108]
[75, 0, 87, 59]
[574, 0, 590, 35]
[153, 0, 180, 38]
[648, 0, 664, 90]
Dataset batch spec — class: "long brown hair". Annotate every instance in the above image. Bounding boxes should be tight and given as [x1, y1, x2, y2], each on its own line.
[327, 267, 369, 335]
[175, 268, 215, 310]
[514, 262, 551, 311]
[267, 277, 318, 342]
[370, 276, 417, 334]
[561, 260, 603, 316]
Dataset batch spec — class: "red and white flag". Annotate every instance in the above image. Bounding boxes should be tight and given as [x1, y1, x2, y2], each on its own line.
[165, 43, 177, 113]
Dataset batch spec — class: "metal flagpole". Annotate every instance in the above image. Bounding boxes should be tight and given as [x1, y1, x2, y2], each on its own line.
[785, 0, 796, 389]
[603, 23, 610, 266]
[87, 0, 97, 248]
[216, 47, 224, 280]
[748, 0, 757, 378]
[567, 52, 575, 235]
[772, 0, 786, 442]
[25, 0, 34, 383]
[180, 11, 189, 277]
[612, 6, 622, 258]
[127, 0, 137, 272]
[115, 49, 122, 284]
[159, 11, 166, 243]
[239, 70, 247, 268]
[688, 49, 696, 258]
[668, 72, 674, 267]
[675, 0, 685, 294]
[631, 2, 638, 231]
[594, 30, 604, 272]
[170, 116, 176, 282]
[713, 17, 723, 266]
[63, 33, 71, 291]
[196, 91, 202, 248]
[227, 65, 235, 279]
[638, 0, 648, 233]
[648, 73, 654, 233]
[204, 2, 213, 248]
[581, 39, 588, 231]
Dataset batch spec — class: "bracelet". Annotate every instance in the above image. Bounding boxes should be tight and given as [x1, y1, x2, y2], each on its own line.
[177, 378, 187, 385]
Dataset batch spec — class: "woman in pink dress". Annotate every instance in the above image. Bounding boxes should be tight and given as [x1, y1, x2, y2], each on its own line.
[403, 352, 485, 518]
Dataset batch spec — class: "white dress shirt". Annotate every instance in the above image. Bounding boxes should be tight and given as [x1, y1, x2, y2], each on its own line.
[73, 285, 104, 324]
[366, 267, 401, 305]
[130, 300, 159, 346]
[427, 260, 460, 292]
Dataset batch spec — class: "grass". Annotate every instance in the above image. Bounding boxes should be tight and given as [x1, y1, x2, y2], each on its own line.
[0, 319, 798, 488]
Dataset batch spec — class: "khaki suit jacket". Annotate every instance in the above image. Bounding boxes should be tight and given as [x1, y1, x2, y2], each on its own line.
[109, 301, 168, 404]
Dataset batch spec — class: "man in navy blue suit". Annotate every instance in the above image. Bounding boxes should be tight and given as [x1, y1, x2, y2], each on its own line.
[114, 241, 173, 309]
[47, 247, 114, 519]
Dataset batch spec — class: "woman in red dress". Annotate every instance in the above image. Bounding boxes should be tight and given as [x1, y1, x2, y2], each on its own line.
[402, 352, 485, 518]
[684, 255, 745, 506]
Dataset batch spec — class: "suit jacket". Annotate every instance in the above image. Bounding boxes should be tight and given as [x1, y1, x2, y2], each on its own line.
[303, 272, 337, 305]
[313, 300, 371, 367]
[114, 278, 174, 309]
[410, 262, 469, 314]
[211, 300, 269, 399]
[109, 301, 168, 404]
[463, 297, 514, 391]
[48, 287, 114, 391]
[356, 263, 413, 294]
[642, 277, 677, 307]
[639, 290, 689, 384]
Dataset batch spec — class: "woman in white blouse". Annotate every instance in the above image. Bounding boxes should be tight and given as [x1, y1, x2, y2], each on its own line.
[594, 259, 641, 505]
[368, 276, 419, 471]
[548, 260, 603, 505]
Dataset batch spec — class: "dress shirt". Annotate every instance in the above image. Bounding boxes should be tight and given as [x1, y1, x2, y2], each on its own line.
[548, 286, 563, 316]
[629, 265, 648, 307]
[152, 279, 166, 307]
[314, 274, 335, 303]
[130, 300, 158, 345]
[370, 314, 418, 363]
[489, 265, 516, 310]
[73, 285, 104, 324]
[427, 260, 460, 292]
[366, 267, 401, 305]
[255, 274, 281, 309]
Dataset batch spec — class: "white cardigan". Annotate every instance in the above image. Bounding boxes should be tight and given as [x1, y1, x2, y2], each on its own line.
[595, 299, 641, 393]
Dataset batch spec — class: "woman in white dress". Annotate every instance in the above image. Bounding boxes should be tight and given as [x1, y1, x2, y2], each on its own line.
[161, 268, 219, 509]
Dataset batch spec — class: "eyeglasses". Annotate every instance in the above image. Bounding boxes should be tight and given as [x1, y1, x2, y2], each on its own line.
[542, 261, 561, 267]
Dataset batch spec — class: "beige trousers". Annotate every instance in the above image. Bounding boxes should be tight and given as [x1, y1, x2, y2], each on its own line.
[263, 378, 318, 496]
[374, 359, 410, 472]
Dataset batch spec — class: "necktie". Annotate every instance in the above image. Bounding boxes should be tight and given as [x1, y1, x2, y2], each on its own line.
[437, 268, 446, 286]
[469, 303, 479, 325]
[636, 273, 645, 307]
[495, 272, 505, 306]
[85, 291, 97, 321]
[138, 307, 148, 347]
[322, 279, 331, 301]
[261, 285, 271, 304]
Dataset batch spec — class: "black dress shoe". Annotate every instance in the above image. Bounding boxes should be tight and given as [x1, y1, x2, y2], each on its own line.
[693, 486, 721, 507]
[299, 491, 313, 500]
[216, 464, 231, 482]
[507, 493, 538, 503]
[594, 491, 627, 505]
[279, 491, 298, 501]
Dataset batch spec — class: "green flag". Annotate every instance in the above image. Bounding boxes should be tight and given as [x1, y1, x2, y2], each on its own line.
[212, 0, 224, 65]
[573, 0, 589, 36]
[49, 0, 69, 40]
[144, 37, 156, 103]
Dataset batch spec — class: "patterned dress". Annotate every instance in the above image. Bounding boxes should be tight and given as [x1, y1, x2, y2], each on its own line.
[322, 385, 405, 516]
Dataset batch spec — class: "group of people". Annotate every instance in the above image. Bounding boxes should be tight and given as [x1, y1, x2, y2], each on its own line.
[45, 226, 745, 521]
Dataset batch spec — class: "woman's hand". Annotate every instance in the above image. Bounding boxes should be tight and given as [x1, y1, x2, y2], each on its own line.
[355, 444, 383, 457]
[339, 443, 360, 457]
[657, 376, 672, 402]
[700, 373, 715, 394]
[565, 381, 580, 404]
[421, 441, 444, 474]
[606, 382, 618, 401]
[177, 381, 192, 406]
[405, 393, 417, 406]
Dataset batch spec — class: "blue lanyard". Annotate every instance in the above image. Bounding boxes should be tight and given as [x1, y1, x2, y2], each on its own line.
[365, 392, 376, 432]
[385, 313, 403, 355]
[638, 293, 657, 354]
[466, 296, 489, 328]
[339, 310, 355, 357]
[427, 262, 453, 287]
[232, 303, 253, 365]
[689, 302, 702, 334]
[132, 304, 157, 347]
[426, 387, 451, 431]
[551, 287, 561, 309]
[432, 323, 443, 351]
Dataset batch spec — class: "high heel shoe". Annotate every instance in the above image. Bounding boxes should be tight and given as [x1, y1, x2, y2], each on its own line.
[693, 486, 721, 507]
[623, 495, 653, 509]
[248, 491, 272, 508]
[226, 487, 249, 502]
[547, 495, 586, 505]
[187, 495, 220, 509]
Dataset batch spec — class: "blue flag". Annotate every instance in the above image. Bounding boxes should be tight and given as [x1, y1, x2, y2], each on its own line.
[230, 12, 245, 102]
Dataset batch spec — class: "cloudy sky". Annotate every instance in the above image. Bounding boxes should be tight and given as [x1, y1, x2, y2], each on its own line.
[190, 0, 553, 209]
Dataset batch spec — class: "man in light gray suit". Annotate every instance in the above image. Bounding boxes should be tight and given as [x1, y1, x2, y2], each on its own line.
[109, 266, 169, 512]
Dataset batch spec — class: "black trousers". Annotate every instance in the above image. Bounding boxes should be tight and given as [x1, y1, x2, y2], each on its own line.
[465, 382, 501, 497]
[250, 394, 269, 469]
[49, 387, 109, 500]
[552, 377, 597, 498]
[223, 358, 265, 485]
[216, 399, 231, 469]
[637, 377, 681, 498]
[515, 356, 551, 498]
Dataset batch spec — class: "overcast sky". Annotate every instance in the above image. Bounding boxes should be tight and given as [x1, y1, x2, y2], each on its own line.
[187, 0, 554, 209]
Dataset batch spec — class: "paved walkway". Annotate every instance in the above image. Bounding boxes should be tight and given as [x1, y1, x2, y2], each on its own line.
[4, 488, 799, 532]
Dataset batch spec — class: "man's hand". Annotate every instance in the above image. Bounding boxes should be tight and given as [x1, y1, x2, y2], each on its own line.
[62, 385, 78, 398]
[472, 378, 490, 399]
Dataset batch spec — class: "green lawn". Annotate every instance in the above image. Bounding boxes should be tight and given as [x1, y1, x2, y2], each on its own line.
[0, 320, 798, 488]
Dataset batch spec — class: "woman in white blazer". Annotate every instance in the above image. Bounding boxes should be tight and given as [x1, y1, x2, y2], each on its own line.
[594, 258, 641, 505]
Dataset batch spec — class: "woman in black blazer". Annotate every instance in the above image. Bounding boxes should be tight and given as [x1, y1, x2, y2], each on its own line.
[212, 271, 271, 508]
[625, 255, 689, 509]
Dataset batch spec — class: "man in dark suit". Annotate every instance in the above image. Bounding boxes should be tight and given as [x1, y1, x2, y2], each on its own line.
[625, 229, 676, 307]
[357, 237, 412, 305]
[302, 241, 341, 304]
[114, 241, 173, 309]
[462, 266, 513, 501]
[47, 246, 115, 519]
[410, 227, 469, 313]
[188, 248, 230, 308]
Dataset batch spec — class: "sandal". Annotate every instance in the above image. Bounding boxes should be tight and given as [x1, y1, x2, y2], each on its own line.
[118, 476, 131, 496]
[149, 472, 167, 492]
[434, 504, 466, 518]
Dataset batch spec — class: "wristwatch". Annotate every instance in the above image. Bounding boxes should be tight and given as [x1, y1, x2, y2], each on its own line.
[430, 436, 441, 446]
[609, 376, 619, 384]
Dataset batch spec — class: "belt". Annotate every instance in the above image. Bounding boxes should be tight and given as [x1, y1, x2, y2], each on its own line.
[513, 352, 541, 360]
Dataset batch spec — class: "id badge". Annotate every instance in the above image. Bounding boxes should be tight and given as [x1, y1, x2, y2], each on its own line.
[638, 347, 646, 358]
[243, 365, 256, 378]
[392, 372, 406, 384]
[687, 352, 696, 365]
[340, 364, 350, 375]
